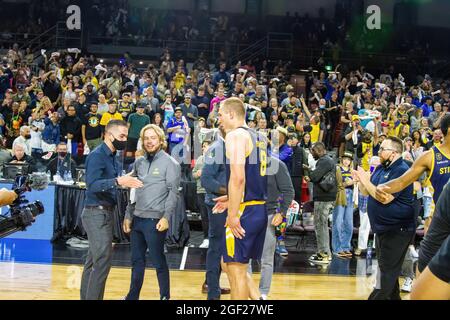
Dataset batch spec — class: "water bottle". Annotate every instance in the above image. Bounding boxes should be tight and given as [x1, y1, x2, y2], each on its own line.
[67, 170, 73, 183]
[46, 170, 51, 182]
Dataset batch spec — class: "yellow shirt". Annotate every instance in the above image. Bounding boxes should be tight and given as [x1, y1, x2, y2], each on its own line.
[100, 112, 123, 126]
[395, 123, 410, 138]
[174, 73, 186, 90]
[387, 120, 396, 136]
[310, 123, 321, 143]
[361, 141, 373, 172]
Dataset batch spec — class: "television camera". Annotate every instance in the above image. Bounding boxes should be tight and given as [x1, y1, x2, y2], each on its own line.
[0, 173, 48, 238]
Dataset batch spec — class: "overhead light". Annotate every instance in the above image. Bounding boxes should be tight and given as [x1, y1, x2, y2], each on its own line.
[300, 69, 318, 73]
[100, 59, 104, 63]
[139, 61, 144, 65]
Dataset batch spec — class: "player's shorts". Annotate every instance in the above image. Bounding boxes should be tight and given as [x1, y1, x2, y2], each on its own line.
[222, 201, 268, 264]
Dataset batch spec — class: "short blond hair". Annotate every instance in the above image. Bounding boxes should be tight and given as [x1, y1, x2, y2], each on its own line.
[140, 124, 167, 151]
[221, 97, 246, 119]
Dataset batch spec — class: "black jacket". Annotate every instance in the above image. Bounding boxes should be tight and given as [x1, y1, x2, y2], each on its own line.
[309, 155, 337, 202]
[60, 115, 82, 142]
[47, 155, 77, 179]
[291, 144, 309, 178]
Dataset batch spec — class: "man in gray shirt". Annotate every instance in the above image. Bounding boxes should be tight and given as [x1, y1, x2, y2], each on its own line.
[180, 93, 199, 131]
[248, 155, 295, 299]
[123, 124, 181, 300]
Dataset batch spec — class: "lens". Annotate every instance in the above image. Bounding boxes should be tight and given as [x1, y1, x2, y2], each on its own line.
[28, 201, 45, 217]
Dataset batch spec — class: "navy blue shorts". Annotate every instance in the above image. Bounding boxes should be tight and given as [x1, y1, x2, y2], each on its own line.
[222, 203, 268, 264]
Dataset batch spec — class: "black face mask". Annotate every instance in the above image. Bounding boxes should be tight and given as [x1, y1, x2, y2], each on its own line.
[381, 154, 394, 168]
[58, 152, 67, 158]
[25, 134, 31, 140]
[111, 135, 127, 151]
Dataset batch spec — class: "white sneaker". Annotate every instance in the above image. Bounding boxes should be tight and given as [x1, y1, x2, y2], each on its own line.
[401, 277, 413, 293]
[199, 239, 209, 249]
[410, 246, 419, 259]
[260, 294, 268, 300]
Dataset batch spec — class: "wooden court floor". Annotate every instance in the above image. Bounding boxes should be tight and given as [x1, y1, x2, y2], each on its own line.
[0, 262, 411, 300]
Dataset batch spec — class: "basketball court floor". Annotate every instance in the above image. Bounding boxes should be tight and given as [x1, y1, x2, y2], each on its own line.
[0, 233, 412, 300]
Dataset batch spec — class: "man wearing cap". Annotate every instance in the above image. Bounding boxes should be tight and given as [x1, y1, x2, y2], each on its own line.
[184, 75, 197, 93]
[166, 106, 189, 160]
[127, 103, 150, 158]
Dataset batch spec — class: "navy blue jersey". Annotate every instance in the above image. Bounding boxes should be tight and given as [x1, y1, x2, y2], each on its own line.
[428, 145, 450, 206]
[226, 127, 268, 202]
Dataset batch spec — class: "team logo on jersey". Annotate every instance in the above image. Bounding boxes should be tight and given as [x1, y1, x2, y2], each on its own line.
[152, 168, 160, 176]
[436, 153, 442, 161]
[89, 116, 99, 127]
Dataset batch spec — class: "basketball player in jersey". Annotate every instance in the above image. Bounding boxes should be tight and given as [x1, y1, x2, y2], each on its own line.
[376, 115, 450, 231]
[212, 97, 269, 300]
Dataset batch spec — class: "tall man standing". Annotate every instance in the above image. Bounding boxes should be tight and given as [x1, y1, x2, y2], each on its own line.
[81, 120, 143, 300]
[214, 97, 268, 300]
[308, 142, 337, 264]
[354, 136, 416, 300]
[200, 127, 230, 300]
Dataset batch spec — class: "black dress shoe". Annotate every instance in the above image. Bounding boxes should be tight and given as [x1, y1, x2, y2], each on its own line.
[201, 282, 231, 295]
[202, 282, 208, 294]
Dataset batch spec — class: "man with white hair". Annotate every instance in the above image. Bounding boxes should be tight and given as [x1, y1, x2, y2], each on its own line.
[12, 126, 32, 156]
[9, 143, 36, 173]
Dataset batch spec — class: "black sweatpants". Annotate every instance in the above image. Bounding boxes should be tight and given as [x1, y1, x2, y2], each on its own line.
[368, 228, 415, 300]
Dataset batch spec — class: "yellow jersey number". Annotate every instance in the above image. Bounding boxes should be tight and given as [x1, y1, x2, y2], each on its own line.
[260, 149, 267, 176]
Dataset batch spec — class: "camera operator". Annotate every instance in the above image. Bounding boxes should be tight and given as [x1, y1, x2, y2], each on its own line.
[0, 188, 18, 207]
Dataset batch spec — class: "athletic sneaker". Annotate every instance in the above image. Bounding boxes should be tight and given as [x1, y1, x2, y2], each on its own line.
[308, 252, 332, 264]
[66, 237, 89, 249]
[276, 244, 288, 257]
[260, 294, 268, 300]
[199, 239, 209, 249]
[401, 277, 413, 293]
